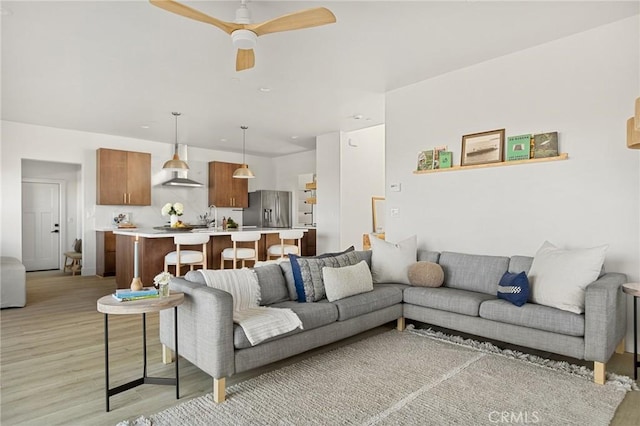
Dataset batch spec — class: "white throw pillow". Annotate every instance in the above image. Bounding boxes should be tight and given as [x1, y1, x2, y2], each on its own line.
[370, 235, 417, 284]
[322, 260, 373, 302]
[528, 241, 608, 314]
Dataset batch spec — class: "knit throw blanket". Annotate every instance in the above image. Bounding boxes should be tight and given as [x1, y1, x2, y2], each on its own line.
[199, 269, 303, 346]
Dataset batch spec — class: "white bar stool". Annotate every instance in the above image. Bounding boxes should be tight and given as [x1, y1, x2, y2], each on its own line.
[220, 232, 261, 269]
[164, 234, 210, 276]
[267, 230, 304, 259]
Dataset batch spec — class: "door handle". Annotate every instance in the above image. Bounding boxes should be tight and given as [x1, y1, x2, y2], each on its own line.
[51, 230, 59, 233]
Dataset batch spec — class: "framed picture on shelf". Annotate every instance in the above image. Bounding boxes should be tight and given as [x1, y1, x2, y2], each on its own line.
[461, 129, 505, 166]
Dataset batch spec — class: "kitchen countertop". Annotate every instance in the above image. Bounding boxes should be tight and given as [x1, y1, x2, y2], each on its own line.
[111, 227, 309, 238]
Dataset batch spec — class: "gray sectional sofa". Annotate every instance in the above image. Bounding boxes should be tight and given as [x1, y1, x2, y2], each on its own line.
[159, 249, 627, 402]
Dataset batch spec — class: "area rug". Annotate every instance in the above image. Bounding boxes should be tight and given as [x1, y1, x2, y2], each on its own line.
[118, 326, 636, 426]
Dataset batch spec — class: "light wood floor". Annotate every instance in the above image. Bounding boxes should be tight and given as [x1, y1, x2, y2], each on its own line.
[1, 272, 638, 426]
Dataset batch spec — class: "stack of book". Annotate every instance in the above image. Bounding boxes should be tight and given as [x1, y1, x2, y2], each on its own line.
[112, 288, 159, 302]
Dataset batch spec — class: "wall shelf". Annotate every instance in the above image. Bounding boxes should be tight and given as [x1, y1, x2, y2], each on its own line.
[413, 153, 568, 174]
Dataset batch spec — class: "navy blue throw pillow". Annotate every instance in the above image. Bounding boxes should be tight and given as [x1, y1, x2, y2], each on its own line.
[497, 271, 529, 307]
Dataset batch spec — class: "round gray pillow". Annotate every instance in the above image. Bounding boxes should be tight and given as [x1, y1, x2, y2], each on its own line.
[408, 261, 444, 287]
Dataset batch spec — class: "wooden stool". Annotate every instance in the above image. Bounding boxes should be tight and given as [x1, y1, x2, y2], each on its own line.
[64, 251, 82, 276]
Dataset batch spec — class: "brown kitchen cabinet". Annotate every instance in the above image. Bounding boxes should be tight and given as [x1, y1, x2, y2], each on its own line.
[97, 148, 151, 205]
[208, 161, 248, 208]
[96, 231, 116, 277]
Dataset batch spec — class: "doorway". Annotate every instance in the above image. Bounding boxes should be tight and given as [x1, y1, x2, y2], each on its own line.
[22, 180, 62, 271]
[21, 159, 81, 273]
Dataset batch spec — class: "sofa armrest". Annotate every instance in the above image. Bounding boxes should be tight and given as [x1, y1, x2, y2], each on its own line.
[583, 272, 627, 362]
[159, 277, 235, 379]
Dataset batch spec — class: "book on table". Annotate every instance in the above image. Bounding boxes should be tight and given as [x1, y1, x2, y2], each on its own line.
[113, 287, 159, 302]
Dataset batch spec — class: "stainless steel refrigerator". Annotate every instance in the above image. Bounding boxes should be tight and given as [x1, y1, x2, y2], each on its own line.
[243, 190, 292, 228]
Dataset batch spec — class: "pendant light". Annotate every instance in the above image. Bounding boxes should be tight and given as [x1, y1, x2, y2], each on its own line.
[233, 125, 255, 179]
[163, 112, 189, 171]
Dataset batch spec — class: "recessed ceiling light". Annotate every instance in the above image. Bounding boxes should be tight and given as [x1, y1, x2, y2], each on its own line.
[353, 114, 364, 120]
[220, 138, 227, 142]
[141, 125, 150, 129]
[291, 135, 298, 140]
[259, 87, 271, 93]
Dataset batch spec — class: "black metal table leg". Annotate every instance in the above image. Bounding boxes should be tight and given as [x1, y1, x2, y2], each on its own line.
[634, 296, 638, 381]
[142, 313, 147, 378]
[175, 306, 180, 399]
[104, 314, 110, 412]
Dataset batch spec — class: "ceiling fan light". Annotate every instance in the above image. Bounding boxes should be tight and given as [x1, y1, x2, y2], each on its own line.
[233, 164, 255, 179]
[231, 29, 257, 50]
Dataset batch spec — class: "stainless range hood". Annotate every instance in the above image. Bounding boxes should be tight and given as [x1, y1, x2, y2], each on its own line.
[161, 143, 203, 187]
[162, 172, 203, 187]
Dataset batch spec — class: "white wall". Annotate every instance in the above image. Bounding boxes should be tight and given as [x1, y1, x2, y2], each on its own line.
[272, 150, 316, 226]
[1, 121, 275, 275]
[340, 125, 385, 249]
[386, 17, 640, 351]
[316, 132, 342, 253]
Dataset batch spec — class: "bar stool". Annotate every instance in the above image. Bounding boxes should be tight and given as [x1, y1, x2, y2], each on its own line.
[164, 234, 210, 276]
[267, 230, 304, 259]
[220, 232, 261, 269]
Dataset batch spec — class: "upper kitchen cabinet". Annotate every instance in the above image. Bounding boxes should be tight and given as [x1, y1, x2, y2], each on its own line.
[208, 161, 248, 208]
[97, 148, 151, 205]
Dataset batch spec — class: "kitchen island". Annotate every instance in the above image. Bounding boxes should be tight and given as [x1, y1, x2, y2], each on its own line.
[112, 227, 313, 288]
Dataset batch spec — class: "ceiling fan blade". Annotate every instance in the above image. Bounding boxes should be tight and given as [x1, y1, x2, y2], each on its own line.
[149, 0, 242, 35]
[236, 49, 255, 71]
[249, 7, 336, 37]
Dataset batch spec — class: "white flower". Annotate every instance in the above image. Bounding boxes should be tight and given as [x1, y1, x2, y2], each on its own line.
[161, 202, 184, 216]
[161, 203, 172, 216]
[153, 271, 173, 285]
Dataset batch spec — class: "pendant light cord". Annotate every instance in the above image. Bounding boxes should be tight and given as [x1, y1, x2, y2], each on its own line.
[241, 125, 248, 164]
[173, 112, 182, 154]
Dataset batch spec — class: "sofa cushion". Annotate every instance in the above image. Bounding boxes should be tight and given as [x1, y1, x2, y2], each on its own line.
[289, 247, 358, 302]
[404, 287, 496, 317]
[253, 264, 289, 305]
[370, 235, 417, 284]
[323, 260, 373, 302]
[233, 300, 339, 349]
[408, 261, 444, 287]
[497, 271, 530, 307]
[479, 299, 585, 337]
[508, 256, 533, 274]
[528, 241, 608, 314]
[186, 266, 289, 306]
[278, 260, 298, 301]
[332, 285, 403, 321]
[439, 252, 510, 295]
[417, 250, 440, 263]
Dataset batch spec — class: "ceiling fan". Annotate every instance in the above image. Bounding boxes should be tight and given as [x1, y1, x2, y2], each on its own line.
[149, 0, 336, 71]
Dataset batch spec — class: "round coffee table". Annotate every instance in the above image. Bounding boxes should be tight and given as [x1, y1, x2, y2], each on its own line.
[97, 292, 184, 411]
[622, 283, 639, 381]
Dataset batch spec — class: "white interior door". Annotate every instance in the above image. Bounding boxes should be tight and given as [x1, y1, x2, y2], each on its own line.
[22, 181, 61, 271]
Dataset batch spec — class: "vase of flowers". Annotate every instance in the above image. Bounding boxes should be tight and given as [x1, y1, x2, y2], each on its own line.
[153, 271, 173, 297]
[161, 202, 184, 228]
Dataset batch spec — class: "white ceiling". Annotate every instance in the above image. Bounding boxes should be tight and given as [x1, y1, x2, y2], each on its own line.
[2, 1, 638, 157]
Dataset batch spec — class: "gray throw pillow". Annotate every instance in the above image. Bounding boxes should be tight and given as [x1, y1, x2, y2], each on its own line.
[293, 250, 361, 302]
